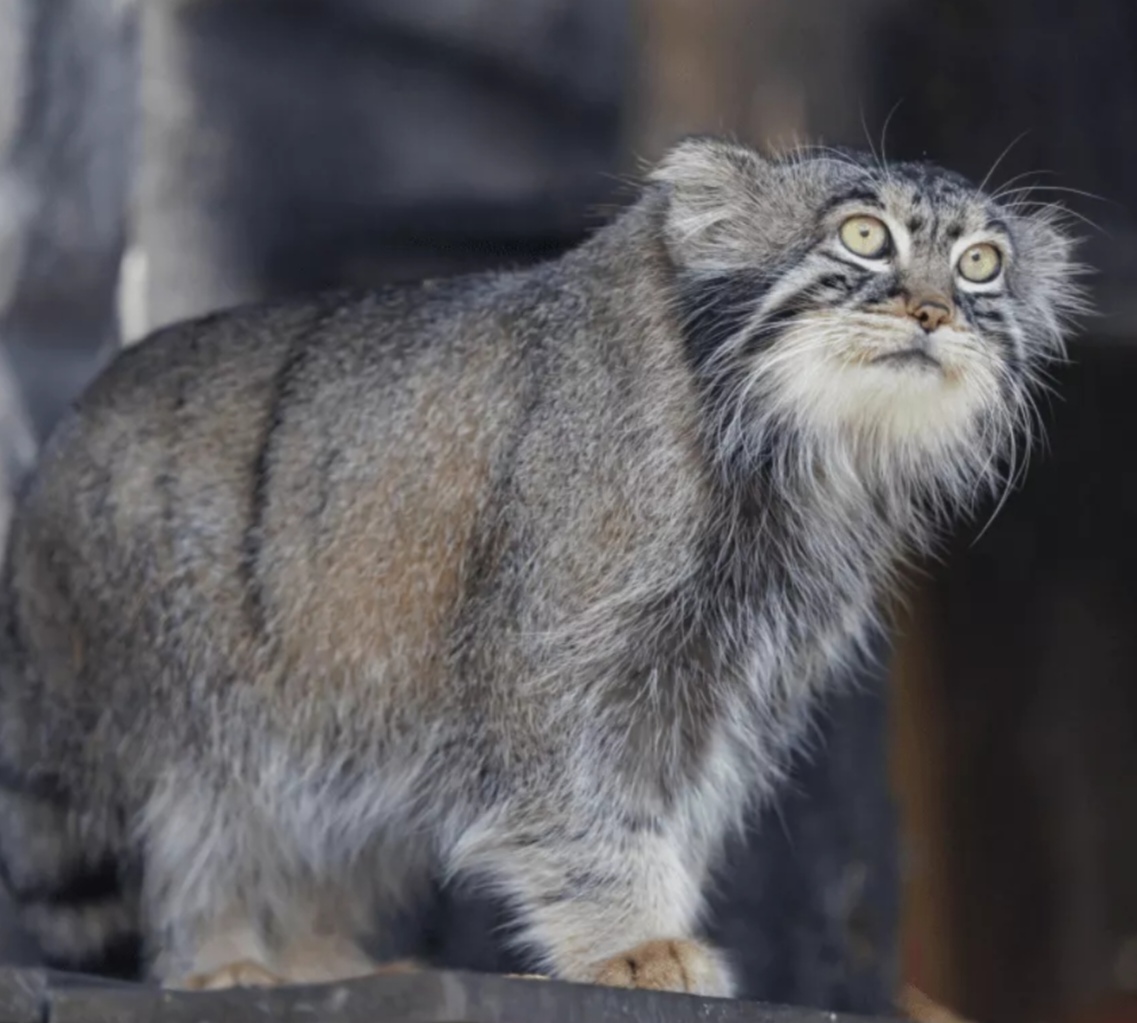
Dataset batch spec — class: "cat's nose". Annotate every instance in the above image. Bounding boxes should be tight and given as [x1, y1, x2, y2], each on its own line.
[906, 294, 954, 332]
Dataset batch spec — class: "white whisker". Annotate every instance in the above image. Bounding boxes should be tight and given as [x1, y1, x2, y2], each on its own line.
[978, 131, 1031, 194]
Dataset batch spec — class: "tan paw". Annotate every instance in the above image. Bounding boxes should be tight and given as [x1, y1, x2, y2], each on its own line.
[174, 959, 288, 991]
[590, 939, 733, 997]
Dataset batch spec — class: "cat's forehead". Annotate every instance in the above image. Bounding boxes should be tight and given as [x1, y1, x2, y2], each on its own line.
[876, 180, 994, 248]
[813, 157, 998, 245]
[877, 166, 992, 237]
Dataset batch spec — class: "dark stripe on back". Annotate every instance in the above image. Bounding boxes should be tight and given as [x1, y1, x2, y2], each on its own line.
[241, 341, 310, 632]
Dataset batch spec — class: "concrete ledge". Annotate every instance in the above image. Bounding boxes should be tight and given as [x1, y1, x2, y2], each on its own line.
[0, 966, 902, 1023]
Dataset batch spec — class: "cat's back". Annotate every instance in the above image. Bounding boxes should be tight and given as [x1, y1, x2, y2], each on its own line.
[3, 275, 543, 730]
[70, 279, 511, 456]
[19, 278, 521, 541]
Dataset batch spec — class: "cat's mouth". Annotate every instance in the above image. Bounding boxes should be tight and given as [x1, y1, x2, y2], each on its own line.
[870, 348, 942, 371]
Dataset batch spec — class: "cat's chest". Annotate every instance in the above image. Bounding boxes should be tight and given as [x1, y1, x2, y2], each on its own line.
[712, 509, 885, 674]
[690, 511, 889, 762]
[611, 529, 882, 801]
[676, 599, 877, 838]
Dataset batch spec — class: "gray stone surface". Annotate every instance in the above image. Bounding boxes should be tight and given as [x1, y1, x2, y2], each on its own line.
[0, 966, 43, 1023]
[1, 967, 902, 1023]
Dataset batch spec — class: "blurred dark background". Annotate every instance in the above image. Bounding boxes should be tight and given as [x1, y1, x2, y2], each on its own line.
[0, 3, 1135, 1022]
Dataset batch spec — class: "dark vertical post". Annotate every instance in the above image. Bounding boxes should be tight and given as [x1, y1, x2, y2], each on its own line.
[0, 0, 136, 438]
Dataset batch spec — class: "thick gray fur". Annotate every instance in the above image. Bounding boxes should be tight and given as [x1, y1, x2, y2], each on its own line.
[0, 139, 1083, 995]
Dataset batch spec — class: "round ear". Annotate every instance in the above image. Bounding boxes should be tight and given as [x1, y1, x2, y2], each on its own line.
[1007, 206, 1091, 352]
[649, 137, 773, 274]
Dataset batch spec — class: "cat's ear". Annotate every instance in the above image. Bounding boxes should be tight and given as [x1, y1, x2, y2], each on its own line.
[650, 136, 767, 190]
[1008, 207, 1090, 351]
[650, 137, 772, 273]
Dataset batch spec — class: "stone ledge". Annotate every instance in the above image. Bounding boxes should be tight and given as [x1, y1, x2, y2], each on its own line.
[0, 966, 902, 1023]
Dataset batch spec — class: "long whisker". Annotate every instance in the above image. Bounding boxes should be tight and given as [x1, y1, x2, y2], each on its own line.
[859, 106, 882, 172]
[879, 99, 904, 172]
[978, 131, 1031, 194]
[994, 183, 1111, 205]
[999, 195, 1107, 235]
[988, 168, 1058, 200]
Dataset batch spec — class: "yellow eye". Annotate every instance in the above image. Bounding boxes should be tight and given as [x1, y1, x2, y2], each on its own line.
[839, 215, 891, 259]
[958, 242, 1002, 283]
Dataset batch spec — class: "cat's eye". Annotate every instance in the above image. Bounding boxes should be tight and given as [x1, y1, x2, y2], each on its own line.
[839, 215, 891, 260]
[957, 242, 1002, 284]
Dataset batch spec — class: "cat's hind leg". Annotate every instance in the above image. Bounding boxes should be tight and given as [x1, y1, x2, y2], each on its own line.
[143, 780, 387, 989]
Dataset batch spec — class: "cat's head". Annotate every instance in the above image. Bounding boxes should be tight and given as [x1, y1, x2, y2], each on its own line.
[654, 137, 1087, 507]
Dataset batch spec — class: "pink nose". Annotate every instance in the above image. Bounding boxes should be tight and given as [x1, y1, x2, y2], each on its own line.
[907, 295, 954, 332]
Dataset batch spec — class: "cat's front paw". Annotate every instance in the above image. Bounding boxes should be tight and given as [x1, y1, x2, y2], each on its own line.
[589, 939, 733, 997]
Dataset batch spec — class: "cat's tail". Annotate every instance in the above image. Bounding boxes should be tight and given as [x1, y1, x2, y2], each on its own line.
[0, 767, 142, 979]
[0, 579, 142, 979]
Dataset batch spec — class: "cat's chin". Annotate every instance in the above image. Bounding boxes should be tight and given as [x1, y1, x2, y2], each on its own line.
[762, 347, 1001, 456]
[868, 348, 942, 372]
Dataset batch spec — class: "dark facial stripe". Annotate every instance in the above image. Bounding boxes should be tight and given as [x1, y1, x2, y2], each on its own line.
[677, 271, 768, 373]
[958, 293, 1023, 380]
[739, 262, 876, 358]
[955, 291, 980, 323]
[851, 273, 902, 306]
[972, 305, 1006, 326]
[818, 188, 883, 218]
[818, 250, 879, 275]
[812, 273, 860, 296]
[741, 297, 818, 359]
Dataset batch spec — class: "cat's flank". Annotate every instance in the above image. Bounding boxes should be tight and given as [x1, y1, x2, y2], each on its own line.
[0, 139, 1081, 996]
